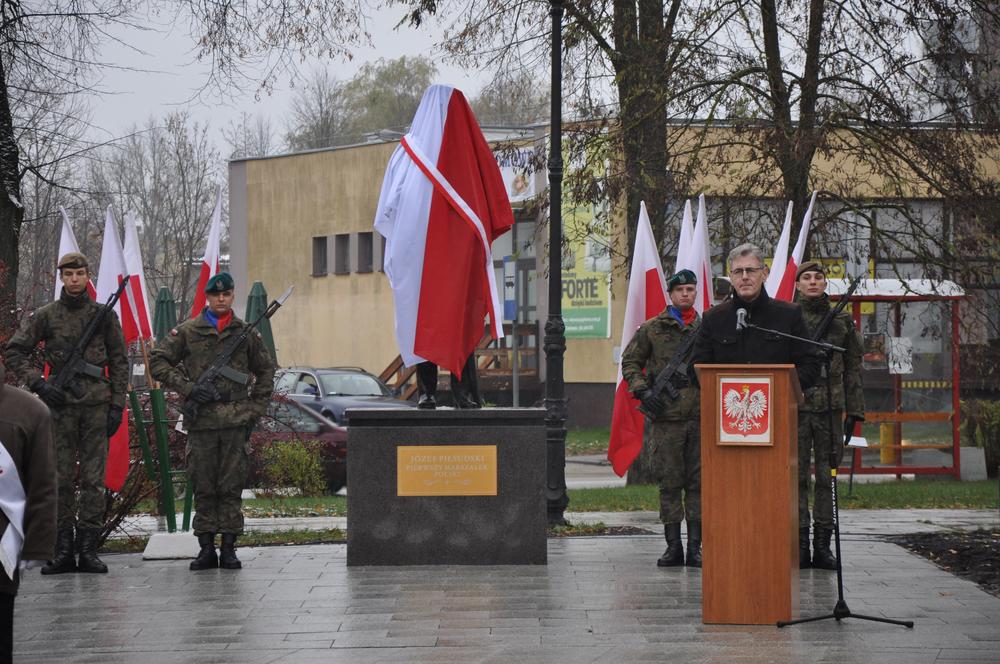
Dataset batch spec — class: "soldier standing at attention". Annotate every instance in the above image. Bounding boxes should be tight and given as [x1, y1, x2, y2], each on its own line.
[795, 262, 864, 570]
[150, 273, 275, 571]
[4, 252, 127, 575]
[621, 269, 703, 568]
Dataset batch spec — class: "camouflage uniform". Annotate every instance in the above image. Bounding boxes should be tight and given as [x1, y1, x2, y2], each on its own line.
[798, 293, 864, 532]
[621, 309, 702, 524]
[149, 312, 275, 536]
[4, 288, 128, 531]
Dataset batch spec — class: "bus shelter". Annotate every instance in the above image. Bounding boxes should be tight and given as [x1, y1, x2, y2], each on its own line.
[825, 278, 964, 479]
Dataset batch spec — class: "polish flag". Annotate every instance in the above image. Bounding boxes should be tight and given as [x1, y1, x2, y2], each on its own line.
[189, 186, 223, 318]
[122, 212, 153, 340]
[54, 208, 96, 300]
[677, 194, 714, 314]
[763, 201, 794, 297]
[773, 192, 818, 302]
[94, 206, 132, 492]
[374, 85, 513, 375]
[673, 199, 694, 274]
[607, 202, 668, 477]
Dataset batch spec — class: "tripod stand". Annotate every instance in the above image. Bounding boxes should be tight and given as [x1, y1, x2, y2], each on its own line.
[776, 349, 913, 629]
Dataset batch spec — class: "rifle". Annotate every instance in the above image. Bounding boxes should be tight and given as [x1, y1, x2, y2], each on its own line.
[637, 328, 700, 419]
[180, 286, 294, 420]
[49, 276, 131, 399]
[811, 275, 863, 342]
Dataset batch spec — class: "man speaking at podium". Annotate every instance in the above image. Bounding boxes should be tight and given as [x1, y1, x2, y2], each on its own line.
[691, 243, 820, 390]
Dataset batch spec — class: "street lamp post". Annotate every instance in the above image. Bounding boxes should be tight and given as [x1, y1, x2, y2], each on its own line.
[545, 0, 569, 526]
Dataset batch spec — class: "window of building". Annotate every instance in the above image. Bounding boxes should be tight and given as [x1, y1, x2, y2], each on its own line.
[356, 232, 374, 273]
[334, 234, 351, 274]
[378, 234, 386, 272]
[312, 236, 328, 276]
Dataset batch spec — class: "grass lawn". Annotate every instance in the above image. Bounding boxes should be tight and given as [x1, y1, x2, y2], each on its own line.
[566, 480, 999, 512]
[243, 495, 347, 517]
[566, 427, 610, 456]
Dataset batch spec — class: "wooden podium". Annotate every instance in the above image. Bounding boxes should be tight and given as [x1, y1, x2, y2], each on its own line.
[696, 364, 802, 625]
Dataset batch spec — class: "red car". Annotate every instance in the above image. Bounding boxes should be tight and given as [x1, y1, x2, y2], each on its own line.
[250, 396, 348, 494]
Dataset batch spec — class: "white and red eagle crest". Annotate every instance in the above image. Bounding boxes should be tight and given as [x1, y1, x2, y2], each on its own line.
[723, 384, 768, 434]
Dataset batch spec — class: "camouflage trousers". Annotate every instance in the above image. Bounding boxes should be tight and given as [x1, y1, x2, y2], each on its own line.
[798, 411, 845, 529]
[187, 427, 248, 535]
[650, 418, 701, 523]
[51, 404, 108, 530]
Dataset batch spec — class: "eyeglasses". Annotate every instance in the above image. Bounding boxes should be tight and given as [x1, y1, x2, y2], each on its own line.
[730, 267, 764, 277]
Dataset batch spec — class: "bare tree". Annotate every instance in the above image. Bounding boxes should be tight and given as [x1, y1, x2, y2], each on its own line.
[284, 69, 349, 151]
[224, 112, 277, 159]
[471, 71, 551, 126]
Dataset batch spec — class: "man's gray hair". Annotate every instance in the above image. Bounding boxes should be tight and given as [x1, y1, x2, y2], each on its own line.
[727, 243, 765, 271]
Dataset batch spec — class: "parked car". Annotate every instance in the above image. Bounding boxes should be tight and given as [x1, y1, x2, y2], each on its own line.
[249, 396, 348, 493]
[273, 366, 414, 425]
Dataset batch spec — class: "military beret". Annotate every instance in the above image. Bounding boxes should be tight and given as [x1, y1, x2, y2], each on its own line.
[667, 269, 697, 291]
[795, 261, 825, 280]
[204, 272, 235, 293]
[57, 252, 89, 270]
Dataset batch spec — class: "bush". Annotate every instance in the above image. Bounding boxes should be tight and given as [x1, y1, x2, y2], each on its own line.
[258, 440, 327, 497]
[965, 399, 1000, 479]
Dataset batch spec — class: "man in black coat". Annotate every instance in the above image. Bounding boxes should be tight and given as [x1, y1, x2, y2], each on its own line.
[691, 243, 821, 390]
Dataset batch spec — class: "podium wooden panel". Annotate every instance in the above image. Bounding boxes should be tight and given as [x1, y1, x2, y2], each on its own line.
[696, 364, 801, 625]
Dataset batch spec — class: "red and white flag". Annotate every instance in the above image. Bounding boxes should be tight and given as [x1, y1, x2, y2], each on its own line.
[677, 194, 714, 314]
[122, 211, 153, 340]
[189, 186, 223, 318]
[773, 191, 818, 302]
[607, 202, 668, 477]
[93, 205, 132, 492]
[673, 199, 694, 274]
[374, 85, 513, 376]
[763, 201, 794, 297]
[54, 207, 96, 300]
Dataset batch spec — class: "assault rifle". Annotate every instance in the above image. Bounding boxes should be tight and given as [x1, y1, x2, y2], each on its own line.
[49, 276, 131, 399]
[637, 329, 699, 419]
[180, 286, 294, 420]
[811, 275, 863, 342]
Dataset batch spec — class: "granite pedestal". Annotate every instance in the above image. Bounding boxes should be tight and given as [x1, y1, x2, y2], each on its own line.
[345, 408, 547, 566]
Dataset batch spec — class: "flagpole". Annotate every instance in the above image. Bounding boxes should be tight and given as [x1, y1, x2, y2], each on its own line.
[545, 0, 569, 526]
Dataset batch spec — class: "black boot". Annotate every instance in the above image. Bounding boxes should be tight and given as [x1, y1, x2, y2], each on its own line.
[76, 528, 108, 574]
[799, 527, 811, 569]
[189, 533, 218, 571]
[219, 533, 242, 569]
[451, 354, 482, 409]
[416, 362, 438, 409]
[40, 527, 76, 575]
[812, 526, 838, 570]
[657, 522, 684, 567]
[686, 520, 702, 568]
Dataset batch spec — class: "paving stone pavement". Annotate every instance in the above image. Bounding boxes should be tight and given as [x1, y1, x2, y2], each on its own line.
[14, 522, 1000, 664]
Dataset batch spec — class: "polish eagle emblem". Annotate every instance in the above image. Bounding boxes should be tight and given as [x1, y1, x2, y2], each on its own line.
[723, 384, 768, 434]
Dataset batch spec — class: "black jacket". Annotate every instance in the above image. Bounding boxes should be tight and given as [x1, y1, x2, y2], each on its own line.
[690, 289, 821, 390]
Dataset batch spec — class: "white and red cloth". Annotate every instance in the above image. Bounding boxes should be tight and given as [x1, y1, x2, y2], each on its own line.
[189, 186, 223, 318]
[676, 194, 714, 314]
[374, 85, 513, 376]
[763, 201, 794, 297]
[607, 202, 668, 477]
[773, 192, 818, 302]
[122, 211, 153, 340]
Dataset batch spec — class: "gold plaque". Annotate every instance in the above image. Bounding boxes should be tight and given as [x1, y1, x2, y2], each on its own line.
[397, 445, 498, 496]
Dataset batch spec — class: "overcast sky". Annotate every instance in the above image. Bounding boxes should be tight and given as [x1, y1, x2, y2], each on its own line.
[87, 6, 487, 153]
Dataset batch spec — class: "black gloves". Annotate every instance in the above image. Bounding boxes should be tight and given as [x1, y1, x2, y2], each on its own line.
[635, 389, 664, 414]
[32, 379, 66, 408]
[188, 383, 221, 405]
[843, 415, 863, 443]
[107, 405, 124, 437]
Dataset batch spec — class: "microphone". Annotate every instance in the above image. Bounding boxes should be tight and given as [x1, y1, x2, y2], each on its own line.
[736, 308, 748, 332]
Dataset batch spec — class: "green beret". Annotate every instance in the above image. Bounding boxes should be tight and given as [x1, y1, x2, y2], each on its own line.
[667, 269, 697, 291]
[57, 252, 89, 270]
[204, 272, 235, 293]
[796, 261, 825, 280]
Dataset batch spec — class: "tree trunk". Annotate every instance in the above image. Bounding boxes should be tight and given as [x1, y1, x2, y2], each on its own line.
[0, 56, 24, 342]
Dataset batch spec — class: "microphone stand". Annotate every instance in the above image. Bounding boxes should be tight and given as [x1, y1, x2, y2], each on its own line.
[741, 322, 914, 629]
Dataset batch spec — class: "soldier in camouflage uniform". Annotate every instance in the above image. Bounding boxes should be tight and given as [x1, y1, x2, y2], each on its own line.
[621, 269, 702, 568]
[4, 252, 128, 575]
[795, 261, 865, 570]
[150, 273, 275, 571]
